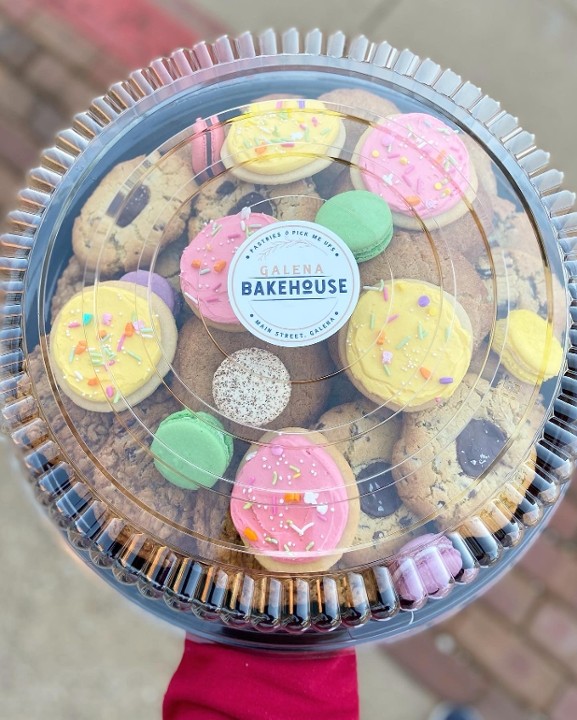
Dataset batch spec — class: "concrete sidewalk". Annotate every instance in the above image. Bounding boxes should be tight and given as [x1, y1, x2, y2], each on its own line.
[2, 1, 577, 719]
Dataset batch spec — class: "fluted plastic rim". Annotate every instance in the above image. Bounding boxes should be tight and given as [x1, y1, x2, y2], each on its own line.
[2, 28, 576, 644]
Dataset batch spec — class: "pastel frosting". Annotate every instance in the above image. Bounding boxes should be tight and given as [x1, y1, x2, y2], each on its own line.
[51, 284, 163, 404]
[230, 434, 350, 563]
[357, 112, 472, 218]
[180, 210, 276, 326]
[223, 99, 342, 175]
[344, 279, 472, 407]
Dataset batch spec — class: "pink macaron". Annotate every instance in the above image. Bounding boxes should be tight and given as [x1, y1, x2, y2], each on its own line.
[191, 115, 226, 182]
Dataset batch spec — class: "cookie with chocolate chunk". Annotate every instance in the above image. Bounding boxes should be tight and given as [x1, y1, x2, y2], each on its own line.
[392, 373, 542, 529]
[476, 246, 566, 326]
[314, 399, 399, 468]
[315, 401, 421, 564]
[188, 174, 322, 237]
[153, 232, 189, 298]
[24, 344, 113, 457]
[72, 151, 193, 275]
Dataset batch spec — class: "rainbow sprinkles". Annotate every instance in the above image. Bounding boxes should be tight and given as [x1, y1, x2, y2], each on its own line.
[221, 98, 346, 183]
[50, 283, 164, 406]
[230, 433, 352, 568]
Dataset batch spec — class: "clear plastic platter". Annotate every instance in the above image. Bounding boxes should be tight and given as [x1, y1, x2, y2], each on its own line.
[1, 29, 575, 650]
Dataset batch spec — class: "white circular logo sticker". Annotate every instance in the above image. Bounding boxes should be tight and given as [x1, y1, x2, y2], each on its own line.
[228, 220, 360, 347]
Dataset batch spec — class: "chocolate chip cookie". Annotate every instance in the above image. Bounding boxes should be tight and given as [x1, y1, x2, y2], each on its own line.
[315, 400, 421, 564]
[458, 195, 568, 339]
[392, 373, 543, 529]
[72, 151, 194, 275]
[24, 342, 255, 566]
[187, 174, 322, 237]
[50, 255, 95, 321]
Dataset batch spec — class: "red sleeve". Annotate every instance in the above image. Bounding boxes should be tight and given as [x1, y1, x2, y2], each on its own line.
[163, 636, 359, 720]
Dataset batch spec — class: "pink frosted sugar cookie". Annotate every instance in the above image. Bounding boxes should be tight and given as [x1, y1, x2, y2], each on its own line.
[350, 112, 478, 230]
[180, 209, 276, 331]
[230, 429, 360, 572]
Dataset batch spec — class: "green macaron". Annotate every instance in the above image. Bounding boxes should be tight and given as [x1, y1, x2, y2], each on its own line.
[151, 410, 233, 489]
[315, 190, 394, 262]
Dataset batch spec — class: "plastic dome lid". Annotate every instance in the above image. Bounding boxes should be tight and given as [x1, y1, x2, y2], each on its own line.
[1, 29, 574, 649]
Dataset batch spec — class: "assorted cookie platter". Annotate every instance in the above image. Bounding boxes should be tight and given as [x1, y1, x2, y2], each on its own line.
[4, 32, 574, 645]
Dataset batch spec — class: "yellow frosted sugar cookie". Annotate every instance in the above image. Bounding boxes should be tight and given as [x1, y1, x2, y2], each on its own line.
[338, 279, 473, 411]
[49, 281, 177, 412]
[493, 309, 564, 385]
[221, 99, 346, 184]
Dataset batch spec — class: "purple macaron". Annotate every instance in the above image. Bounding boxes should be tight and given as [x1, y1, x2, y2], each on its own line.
[390, 534, 463, 603]
[119, 270, 177, 316]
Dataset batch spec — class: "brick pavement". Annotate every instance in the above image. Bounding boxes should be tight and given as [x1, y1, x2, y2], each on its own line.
[385, 487, 577, 719]
[2, 2, 577, 719]
[0, 0, 224, 224]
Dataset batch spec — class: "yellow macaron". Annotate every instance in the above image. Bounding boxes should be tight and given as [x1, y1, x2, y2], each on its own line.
[493, 309, 564, 385]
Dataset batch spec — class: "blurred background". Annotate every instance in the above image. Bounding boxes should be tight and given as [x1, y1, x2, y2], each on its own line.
[2, 1, 577, 718]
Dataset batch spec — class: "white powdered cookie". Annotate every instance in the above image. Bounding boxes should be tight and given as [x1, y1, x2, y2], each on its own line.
[212, 348, 291, 426]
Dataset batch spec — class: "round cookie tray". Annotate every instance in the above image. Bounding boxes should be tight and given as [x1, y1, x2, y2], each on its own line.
[1, 28, 576, 650]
